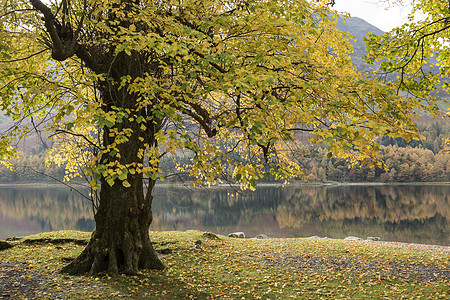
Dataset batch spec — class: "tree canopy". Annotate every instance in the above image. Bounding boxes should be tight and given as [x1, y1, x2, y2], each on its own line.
[0, 0, 425, 187]
[0, 0, 436, 275]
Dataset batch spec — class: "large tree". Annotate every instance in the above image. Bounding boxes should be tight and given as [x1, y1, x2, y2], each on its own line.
[0, 0, 430, 275]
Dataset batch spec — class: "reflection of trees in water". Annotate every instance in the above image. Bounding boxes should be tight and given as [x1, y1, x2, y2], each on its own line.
[0, 187, 94, 233]
[152, 187, 283, 229]
[3, 185, 447, 243]
[276, 185, 449, 245]
[151, 185, 449, 245]
[277, 185, 448, 223]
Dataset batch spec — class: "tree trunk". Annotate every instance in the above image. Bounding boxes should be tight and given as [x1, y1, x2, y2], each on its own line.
[28, 0, 167, 276]
[62, 83, 165, 275]
[62, 174, 165, 275]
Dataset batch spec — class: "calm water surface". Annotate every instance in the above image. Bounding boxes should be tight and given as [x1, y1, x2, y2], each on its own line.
[0, 184, 448, 245]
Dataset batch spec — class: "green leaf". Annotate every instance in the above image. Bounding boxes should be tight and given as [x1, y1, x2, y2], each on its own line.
[106, 178, 115, 186]
[66, 122, 74, 130]
[122, 180, 131, 187]
[93, 172, 102, 181]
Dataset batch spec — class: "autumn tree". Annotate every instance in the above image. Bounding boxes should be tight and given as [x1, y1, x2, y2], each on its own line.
[0, 0, 431, 275]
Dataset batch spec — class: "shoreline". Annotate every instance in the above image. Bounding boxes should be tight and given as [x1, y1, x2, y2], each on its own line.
[2, 230, 449, 249]
[0, 181, 449, 188]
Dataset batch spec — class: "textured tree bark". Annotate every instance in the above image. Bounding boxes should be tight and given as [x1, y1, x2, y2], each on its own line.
[61, 129, 165, 275]
[62, 175, 165, 275]
[62, 84, 165, 275]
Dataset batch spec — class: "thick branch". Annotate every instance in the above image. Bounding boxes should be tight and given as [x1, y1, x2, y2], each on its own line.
[181, 106, 217, 138]
[29, 0, 77, 61]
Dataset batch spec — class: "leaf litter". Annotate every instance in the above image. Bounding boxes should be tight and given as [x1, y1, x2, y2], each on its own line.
[0, 230, 448, 299]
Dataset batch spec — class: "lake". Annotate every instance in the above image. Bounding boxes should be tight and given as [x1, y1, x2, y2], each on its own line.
[0, 184, 448, 246]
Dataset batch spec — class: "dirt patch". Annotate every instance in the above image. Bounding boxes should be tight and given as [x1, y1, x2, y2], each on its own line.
[260, 252, 450, 282]
[0, 260, 104, 300]
[0, 261, 64, 299]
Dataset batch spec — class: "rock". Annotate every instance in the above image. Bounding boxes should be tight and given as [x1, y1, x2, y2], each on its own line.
[228, 232, 245, 238]
[254, 234, 269, 239]
[367, 237, 381, 241]
[202, 232, 221, 240]
[0, 240, 13, 250]
[307, 235, 321, 239]
[344, 236, 363, 241]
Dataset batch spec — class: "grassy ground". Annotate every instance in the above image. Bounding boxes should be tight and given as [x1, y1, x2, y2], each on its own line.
[0, 230, 448, 299]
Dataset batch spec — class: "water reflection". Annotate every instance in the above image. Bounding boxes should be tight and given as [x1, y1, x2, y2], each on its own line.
[0, 184, 448, 246]
[0, 185, 94, 238]
[151, 184, 449, 246]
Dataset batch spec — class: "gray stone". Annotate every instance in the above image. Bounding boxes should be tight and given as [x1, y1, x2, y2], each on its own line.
[344, 236, 363, 241]
[367, 236, 381, 241]
[254, 234, 269, 239]
[228, 232, 245, 238]
[307, 235, 321, 239]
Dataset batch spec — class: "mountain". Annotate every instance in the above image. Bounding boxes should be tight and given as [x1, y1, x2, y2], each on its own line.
[337, 16, 447, 103]
[335, 16, 384, 72]
[337, 16, 444, 73]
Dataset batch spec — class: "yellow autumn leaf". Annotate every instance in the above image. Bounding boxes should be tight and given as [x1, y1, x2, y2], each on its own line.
[122, 180, 131, 188]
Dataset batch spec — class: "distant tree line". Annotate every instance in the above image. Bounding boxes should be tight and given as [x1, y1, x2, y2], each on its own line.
[295, 118, 450, 183]
[0, 119, 448, 183]
[303, 144, 449, 182]
[380, 118, 449, 154]
[0, 154, 66, 183]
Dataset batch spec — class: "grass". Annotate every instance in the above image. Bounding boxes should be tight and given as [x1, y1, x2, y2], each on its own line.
[0, 230, 448, 299]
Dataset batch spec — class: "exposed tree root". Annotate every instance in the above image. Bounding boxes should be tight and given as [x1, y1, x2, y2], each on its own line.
[23, 238, 89, 245]
[61, 230, 165, 275]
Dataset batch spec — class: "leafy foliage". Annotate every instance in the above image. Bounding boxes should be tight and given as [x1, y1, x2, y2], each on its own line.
[365, 0, 450, 126]
[0, 117, 448, 184]
[0, 116, 448, 183]
[0, 0, 431, 189]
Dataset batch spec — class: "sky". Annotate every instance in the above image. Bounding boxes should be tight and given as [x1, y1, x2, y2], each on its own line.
[333, 0, 413, 32]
